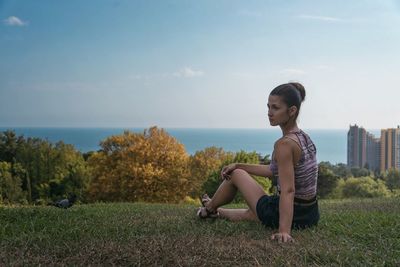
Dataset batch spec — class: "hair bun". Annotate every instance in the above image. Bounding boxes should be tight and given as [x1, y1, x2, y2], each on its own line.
[289, 82, 306, 102]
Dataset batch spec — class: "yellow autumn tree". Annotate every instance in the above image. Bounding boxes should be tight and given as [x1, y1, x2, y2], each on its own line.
[87, 127, 190, 203]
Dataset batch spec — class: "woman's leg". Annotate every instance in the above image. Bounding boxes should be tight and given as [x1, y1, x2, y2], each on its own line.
[217, 208, 259, 221]
[206, 169, 266, 221]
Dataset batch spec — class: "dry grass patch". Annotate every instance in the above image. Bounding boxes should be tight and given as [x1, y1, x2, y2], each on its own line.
[1, 198, 400, 266]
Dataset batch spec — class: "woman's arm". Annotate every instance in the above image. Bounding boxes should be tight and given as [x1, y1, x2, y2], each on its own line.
[220, 163, 273, 180]
[235, 163, 273, 178]
[272, 139, 295, 242]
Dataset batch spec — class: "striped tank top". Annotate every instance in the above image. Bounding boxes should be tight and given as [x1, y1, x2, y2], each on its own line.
[269, 129, 318, 199]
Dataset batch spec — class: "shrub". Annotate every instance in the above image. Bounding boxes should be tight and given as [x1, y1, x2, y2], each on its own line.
[330, 176, 391, 198]
[317, 162, 340, 198]
[384, 168, 400, 190]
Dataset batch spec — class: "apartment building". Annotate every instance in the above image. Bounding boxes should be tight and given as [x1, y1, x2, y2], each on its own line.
[348, 124, 400, 172]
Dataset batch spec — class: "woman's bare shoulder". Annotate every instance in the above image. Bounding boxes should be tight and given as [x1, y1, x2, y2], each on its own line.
[274, 137, 295, 148]
[274, 137, 300, 158]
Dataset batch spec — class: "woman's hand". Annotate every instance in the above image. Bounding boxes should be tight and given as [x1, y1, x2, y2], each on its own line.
[271, 232, 294, 243]
[220, 163, 237, 180]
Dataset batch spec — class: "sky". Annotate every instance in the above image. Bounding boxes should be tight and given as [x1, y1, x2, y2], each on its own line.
[1, 0, 400, 129]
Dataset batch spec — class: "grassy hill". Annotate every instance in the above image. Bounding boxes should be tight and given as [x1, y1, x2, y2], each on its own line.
[1, 198, 399, 266]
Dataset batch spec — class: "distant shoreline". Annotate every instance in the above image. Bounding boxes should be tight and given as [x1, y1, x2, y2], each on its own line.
[1, 127, 352, 164]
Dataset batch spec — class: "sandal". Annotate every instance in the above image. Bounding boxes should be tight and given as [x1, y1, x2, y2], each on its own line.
[201, 193, 211, 207]
[197, 207, 219, 218]
[196, 194, 219, 219]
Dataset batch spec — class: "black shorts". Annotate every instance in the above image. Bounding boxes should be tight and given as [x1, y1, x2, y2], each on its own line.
[256, 195, 320, 229]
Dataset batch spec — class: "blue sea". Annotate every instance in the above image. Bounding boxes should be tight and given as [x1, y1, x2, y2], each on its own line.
[0, 127, 360, 164]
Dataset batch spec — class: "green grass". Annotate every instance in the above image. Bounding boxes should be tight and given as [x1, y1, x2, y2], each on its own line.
[1, 198, 400, 266]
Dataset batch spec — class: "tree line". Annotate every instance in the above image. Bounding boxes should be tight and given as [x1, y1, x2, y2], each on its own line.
[1, 127, 399, 205]
[317, 161, 400, 198]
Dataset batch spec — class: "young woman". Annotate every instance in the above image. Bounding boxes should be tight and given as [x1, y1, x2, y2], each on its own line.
[197, 82, 319, 243]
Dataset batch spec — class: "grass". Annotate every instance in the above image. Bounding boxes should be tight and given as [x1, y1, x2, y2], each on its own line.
[1, 198, 400, 266]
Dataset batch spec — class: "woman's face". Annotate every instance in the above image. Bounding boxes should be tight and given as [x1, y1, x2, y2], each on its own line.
[267, 95, 294, 126]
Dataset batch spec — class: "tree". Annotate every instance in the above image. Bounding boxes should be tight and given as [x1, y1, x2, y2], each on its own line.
[45, 142, 90, 201]
[188, 147, 233, 197]
[261, 154, 271, 165]
[0, 130, 24, 163]
[0, 130, 90, 203]
[332, 177, 390, 198]
[15, 137, 89, 202]
[233, 150, 260, 163]
[317, 162, 340, 198]
[333, 163, 352, 178]
[384, 168, 400, 191]
[0, 161, 25, 203]
[350, 167, 370, 178]
[87, 127, 191, 203]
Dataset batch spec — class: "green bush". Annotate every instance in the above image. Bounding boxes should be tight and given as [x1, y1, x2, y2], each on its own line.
[317, 162, 340, 198]
[384, 168, 400, 191]
[330, 176, 391, 198]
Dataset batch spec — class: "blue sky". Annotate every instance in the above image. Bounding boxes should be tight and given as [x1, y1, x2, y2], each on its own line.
[1, 0, 400, 129]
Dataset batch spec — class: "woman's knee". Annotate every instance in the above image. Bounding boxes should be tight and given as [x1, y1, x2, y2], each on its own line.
[231, 168, 249, 179]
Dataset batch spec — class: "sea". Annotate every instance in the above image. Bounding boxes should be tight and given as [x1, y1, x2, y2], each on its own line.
[0, 127, 381, 164]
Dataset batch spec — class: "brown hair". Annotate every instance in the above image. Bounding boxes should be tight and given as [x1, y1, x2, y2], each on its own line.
[270, 82, 306, 119]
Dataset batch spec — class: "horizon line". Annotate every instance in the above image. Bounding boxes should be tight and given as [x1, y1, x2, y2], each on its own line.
[0, 126, 384, 131]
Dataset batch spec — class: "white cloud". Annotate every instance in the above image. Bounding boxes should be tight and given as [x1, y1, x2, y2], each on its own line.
[297, 14, 344, 22]
[280, 68, 307, 76]
[173, 67, 204, 78]
[3, 16, 28, 26]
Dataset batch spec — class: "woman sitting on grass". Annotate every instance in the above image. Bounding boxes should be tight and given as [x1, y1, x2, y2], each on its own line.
[197, 82, 319, 243]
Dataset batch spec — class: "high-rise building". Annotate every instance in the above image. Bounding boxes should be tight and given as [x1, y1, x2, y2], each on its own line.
[366, 132, 380, 172]
[348, 124, 400, 172]
[380, 127, 400, 172]
[347, 124, 367, 168]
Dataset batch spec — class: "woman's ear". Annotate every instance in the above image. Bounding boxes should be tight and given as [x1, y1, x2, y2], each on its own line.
[289, 106, 298, 117]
